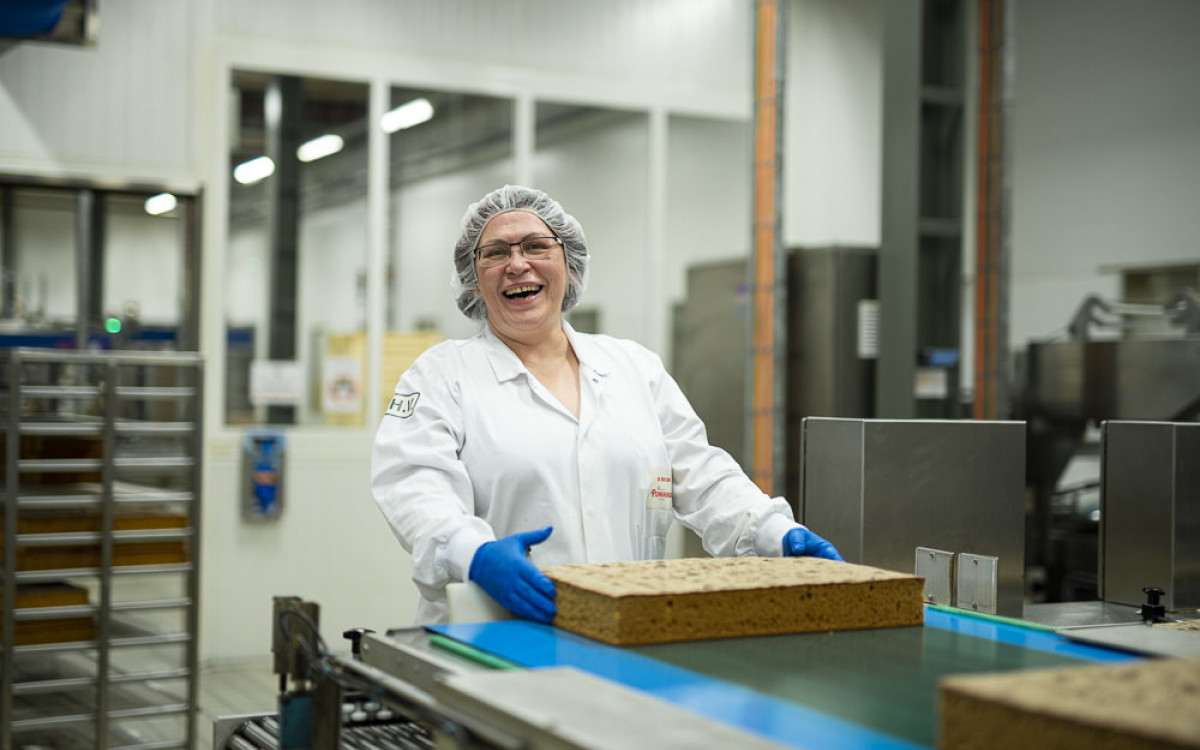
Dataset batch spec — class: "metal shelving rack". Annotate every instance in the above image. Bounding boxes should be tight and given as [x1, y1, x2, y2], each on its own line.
[1, 348, 203, 750]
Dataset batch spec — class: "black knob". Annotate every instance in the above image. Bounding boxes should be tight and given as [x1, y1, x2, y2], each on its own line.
[342, 628, 375, 658]
[1138, 587, 1167, 623]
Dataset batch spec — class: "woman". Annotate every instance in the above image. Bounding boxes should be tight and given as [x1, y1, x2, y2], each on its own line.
[371, 185, 842, 625]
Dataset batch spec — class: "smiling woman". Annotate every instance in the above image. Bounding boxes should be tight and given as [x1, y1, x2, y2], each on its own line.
[369, 184, 843, 627]
[473, 211, 571, 349]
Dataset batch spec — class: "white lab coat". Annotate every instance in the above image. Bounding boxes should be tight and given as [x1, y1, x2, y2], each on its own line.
[370, 322, 800, 624]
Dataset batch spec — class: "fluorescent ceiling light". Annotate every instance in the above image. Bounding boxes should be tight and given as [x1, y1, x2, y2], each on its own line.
[144, 193, 177, 216]
[297, 133, 344, 163]
[382, 97, 434, 133]
[234, 156, 276, 185]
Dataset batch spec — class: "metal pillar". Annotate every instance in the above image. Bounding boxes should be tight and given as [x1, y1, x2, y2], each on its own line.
[74, 188, 106, 349]
[749, 0, 786, 495]
[916, 0, 967, 419]
[879, 0, 967, 419]
[178, 193, 203, 352]
[878, 1, 923, 419]
[974, 0, 1014, 421]
[1, 187, 14, 319]
[265, 75, 303, 424]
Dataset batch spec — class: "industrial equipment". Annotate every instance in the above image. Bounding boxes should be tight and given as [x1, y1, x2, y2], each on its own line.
[212, 592, 1188, 750]
[1016, 289, 1200, 602]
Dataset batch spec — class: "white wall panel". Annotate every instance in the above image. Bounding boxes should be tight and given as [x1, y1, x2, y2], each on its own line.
[665, 114, 751, 341]
[783, 0, 882, 247]
[0, 0, 194, 182]
[534, 113, 651, 344]
[217, 0, 750, 107]
[1010, 0, 1200, 348]
[200, 432, 415, 662]
[665, 116, 751, 289]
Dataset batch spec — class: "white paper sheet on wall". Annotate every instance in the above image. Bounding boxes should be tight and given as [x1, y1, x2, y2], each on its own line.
[249, 360, 304, 405]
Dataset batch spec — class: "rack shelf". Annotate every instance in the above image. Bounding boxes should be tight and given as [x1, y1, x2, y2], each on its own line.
[2, 348, 203, 750]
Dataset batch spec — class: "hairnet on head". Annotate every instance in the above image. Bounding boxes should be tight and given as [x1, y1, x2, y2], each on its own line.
[450, 185, 589, 321]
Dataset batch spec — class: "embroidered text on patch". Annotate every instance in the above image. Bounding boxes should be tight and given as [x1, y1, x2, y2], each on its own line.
[386, 392, 420, 419]
[646, 468, 673, 510]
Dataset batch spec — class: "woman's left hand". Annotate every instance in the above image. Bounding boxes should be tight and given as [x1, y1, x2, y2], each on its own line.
[782, 527, 845, 561]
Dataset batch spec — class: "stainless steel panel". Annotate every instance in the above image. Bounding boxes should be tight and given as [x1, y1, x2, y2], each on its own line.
[915, 547, 955, 606]
[797, 418, 866, 562]
[800, 417, 1026, 617]
[785, 248, 877, 505]
[1177, 426, 1200, 608]
[1025, 338, 1200, 422]
[1110, 339, 1200, 419]
[1101, 421, 1200, 610]
[359, 629, 480, 695]
[1060, 623, 1200, 658]
[1023, 340, 1086, 421]
[432, 667, 789, 750]
[787, 247, 877, 419]
[1022, 600, 1144, 628]
[955, 553, 999, 615]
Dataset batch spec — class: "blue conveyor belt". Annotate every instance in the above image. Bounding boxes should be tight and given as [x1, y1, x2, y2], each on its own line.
[431, 619, 924, 750]
[430, 607, 1140, 749]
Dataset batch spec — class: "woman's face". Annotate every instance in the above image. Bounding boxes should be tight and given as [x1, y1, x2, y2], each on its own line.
[475, 210, 568, 341]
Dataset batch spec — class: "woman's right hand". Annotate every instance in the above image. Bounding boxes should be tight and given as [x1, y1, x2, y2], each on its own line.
[468, 526, 557, 622]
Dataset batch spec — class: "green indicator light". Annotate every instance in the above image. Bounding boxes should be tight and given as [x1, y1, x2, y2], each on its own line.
[105, 317, 122, 334]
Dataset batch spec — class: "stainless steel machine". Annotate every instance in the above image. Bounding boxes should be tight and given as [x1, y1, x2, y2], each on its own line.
[1016, 290, 1200, 602]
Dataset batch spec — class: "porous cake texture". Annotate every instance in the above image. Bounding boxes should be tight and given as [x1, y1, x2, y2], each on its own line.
[543, 556, 924, 646]
[1157, 619, 1200, 633]
[939, 657, 1200, 750]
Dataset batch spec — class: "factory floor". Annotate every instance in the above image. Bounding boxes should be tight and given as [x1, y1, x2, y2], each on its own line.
[194, 657, 277, 750]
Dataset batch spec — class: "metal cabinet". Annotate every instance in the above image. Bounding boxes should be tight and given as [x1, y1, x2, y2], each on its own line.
[1, 349, 202, 750]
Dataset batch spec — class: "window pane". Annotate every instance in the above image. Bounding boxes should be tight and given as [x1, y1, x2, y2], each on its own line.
[2, 188, 77, 330]
[226, 72, 369, 426]
[383, 87, 514, 406]
[0, 185, 195, 352]
[103, 192, 188, 346]
[534, 103, 649, 340]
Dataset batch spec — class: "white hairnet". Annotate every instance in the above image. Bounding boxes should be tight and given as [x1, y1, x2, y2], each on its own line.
[450, 185, 589, 321]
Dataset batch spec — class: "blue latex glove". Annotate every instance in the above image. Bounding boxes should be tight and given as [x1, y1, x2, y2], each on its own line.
[468, 526, 557, 623]
[783, 527, 845, 561]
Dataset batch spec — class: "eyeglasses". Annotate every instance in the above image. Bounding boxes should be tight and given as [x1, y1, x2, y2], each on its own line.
[474, 236, 561, 267]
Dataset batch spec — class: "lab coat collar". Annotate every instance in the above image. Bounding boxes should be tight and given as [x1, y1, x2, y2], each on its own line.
[478, 325, 525, 383]
[562, 321, 613, 379]
[479, 321, 612, 383]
